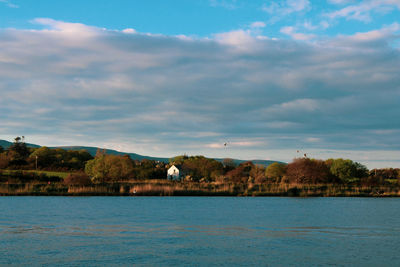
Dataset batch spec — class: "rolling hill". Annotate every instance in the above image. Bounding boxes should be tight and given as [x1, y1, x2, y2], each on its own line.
[0, 139, 282, 166]
[0, 139, 40, 149]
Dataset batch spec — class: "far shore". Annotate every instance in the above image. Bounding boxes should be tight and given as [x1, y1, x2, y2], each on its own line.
[1, 181, 399, 197]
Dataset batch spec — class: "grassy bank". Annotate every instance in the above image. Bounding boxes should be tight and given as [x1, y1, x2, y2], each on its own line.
[1, 181, 399, 197]
[1, 170, 71, 179]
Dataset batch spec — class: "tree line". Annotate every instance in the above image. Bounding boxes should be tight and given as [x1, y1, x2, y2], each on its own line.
[0, 137, 399, 186]
[0, 137, 93, 170]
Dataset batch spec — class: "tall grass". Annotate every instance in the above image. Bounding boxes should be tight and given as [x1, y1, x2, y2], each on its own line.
[1, 180, 400, 197]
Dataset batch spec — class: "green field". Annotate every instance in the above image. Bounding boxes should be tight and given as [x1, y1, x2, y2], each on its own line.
[1, 170, 71, 179]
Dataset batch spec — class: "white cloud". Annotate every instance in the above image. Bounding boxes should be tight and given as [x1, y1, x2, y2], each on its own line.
[265, 99, 321, 115]
[301, 20, 331, 31]
[206, 140, 266, 149]
[320, 21, 330, 29]
[209, 0, 237, 9]
[262, 0, 310, 16]
[352, 22, 399, 40]
[328, 23, 400, 47]
[306, 137, 322, 143]
[327, 0, 400, 22]
[0, 0, 18, 8]
[32, 18, 100, 34]
[250, 21, 266, 29]
[303, 21, 318, 31]
[287, 0, 311, 12]
[280, 26, 316, 40]
[174, 34, 194, 41]
[328, 0, 355, 4]
[214, 29, 259, 50]
[206, 143, 225, 149]
[122, 28, 136, 34]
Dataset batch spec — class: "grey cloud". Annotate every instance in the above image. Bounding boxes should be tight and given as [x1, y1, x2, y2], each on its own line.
[0, 20, 400, 167]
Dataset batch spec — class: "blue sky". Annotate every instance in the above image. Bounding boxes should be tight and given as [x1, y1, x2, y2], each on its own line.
[0, 0, 400, 168]
[2, 0, 400, 37]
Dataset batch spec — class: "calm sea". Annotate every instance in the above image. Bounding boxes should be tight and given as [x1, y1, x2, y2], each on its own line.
[1, 197, 399, 266]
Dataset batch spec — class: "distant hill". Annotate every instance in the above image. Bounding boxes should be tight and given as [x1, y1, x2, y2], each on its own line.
[213, 157, 280, 167]
[0, 139, 283, 167]
[0, 140, 10, 148]
[0, 139, 40, 149]
[55, 146, 169, 163]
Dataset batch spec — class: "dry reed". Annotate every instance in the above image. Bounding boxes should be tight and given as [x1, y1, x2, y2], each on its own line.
[1, 181, 400, 197]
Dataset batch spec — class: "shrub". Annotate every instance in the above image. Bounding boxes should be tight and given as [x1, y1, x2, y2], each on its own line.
[327, 158, 368, 183]
[0, 153, 10, 169]
[286, 158, 335, 184]
[225, 161, 254, 183]
[265, 162, 287, 183]
[85, 154, 135, 182]
[64, 172, 92, 185]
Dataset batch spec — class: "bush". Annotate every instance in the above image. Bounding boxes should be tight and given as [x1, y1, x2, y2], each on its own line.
[326, 158, 368, 183]
[0, 153, 10, 169]
[64, 172, 92, 185]
[265, 162, 287, 183]
[286, 158, 335, 184]
[85, 154, 135, 182]
[225, 161, 254, 183]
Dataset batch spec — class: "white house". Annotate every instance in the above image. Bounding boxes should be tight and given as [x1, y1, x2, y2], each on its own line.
[167, 165, 182, 180]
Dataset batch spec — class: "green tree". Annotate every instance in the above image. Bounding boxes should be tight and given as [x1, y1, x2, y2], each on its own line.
[28, 147, 93, 170]
[265, 162, 287, 183]
[8, 136, 30, 166]
[169, 155, 224, 182]
[181, 156, 223, 182]
[134, 159, 166, 180]
[327, 158, 368, 183]
[169, 155, 188, 165]
[64, 150, 93, 170]
[29, 146, 56, 169]
[85, 154, 135, 182]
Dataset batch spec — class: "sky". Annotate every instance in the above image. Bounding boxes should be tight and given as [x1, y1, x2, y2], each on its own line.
[0, 0, 399, 168]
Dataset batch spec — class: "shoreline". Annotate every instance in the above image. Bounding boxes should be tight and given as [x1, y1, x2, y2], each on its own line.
[1, 182, 399, 197]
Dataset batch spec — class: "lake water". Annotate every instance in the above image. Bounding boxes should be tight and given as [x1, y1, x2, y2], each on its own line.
[1, 197, 400, 266]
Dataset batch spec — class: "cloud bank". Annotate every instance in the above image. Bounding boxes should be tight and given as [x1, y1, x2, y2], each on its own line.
[0, 19, 399, 168]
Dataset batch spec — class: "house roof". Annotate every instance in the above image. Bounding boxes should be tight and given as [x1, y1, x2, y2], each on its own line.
[170, 164, 182, 170]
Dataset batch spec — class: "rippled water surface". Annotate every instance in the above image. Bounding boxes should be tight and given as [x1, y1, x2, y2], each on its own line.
[1, 197, 400, 266]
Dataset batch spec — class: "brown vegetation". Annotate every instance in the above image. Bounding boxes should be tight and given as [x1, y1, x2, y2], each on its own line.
[1, 181, 399, 197]
[63, 172, 92, 186]
[285, 158, 336, 184]
[1, 137, 400, 197]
